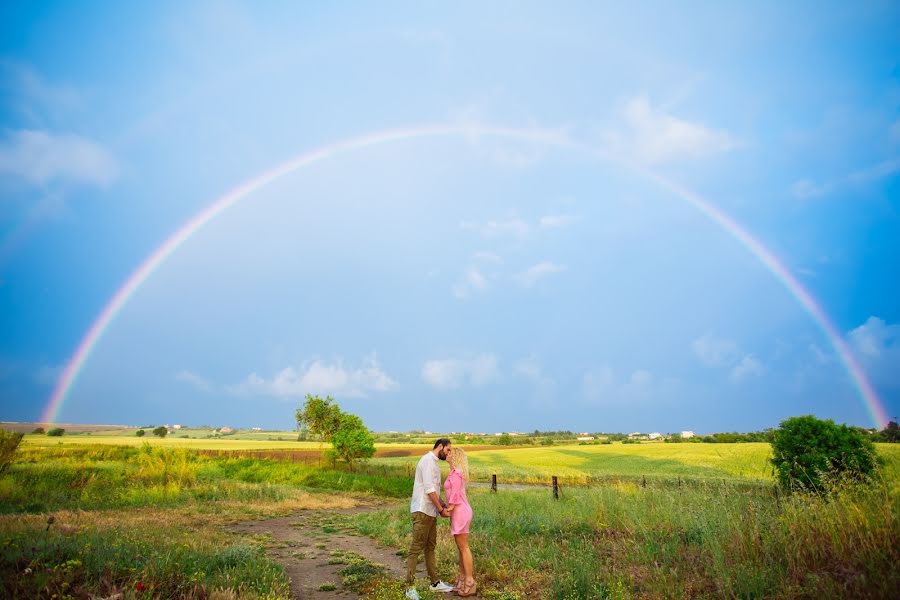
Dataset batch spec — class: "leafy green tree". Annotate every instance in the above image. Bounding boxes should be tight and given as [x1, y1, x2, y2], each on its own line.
[31, 427, 45, 434]
[47, 428, 65, 437]
[296, 395, 375, 467]
[874, 421, 899, 443]
[135, 429, 146, 437]
[771, 415, 878, 492]
[497, 433, 513, 446]
[0, 429, 24, 474]
[331, 413, 376, 467]
[152, 426, 168, 438]
[296, 394, 343, 441]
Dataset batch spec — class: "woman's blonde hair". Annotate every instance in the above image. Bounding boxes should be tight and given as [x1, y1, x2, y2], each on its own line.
[448, 447, 469, 482]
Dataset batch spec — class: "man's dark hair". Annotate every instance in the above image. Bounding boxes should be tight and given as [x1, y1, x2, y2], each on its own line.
[433, 438, 451, 449]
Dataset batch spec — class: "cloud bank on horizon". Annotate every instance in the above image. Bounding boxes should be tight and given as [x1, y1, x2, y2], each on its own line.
[0, 2, 898, 432]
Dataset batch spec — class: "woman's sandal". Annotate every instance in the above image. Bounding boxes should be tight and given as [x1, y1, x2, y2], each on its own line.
[457, 581, 477, 597]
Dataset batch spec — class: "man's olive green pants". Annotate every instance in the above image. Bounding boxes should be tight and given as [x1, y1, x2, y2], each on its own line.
[407, 511, 438, 585]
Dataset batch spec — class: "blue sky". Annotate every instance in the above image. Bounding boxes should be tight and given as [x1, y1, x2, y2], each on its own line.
[1, 1, 898, 433]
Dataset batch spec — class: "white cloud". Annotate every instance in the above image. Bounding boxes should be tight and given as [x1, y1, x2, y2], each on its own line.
[231, 354, 396, 399]
[629, 369, 653, 386]
[849, 316, 899, 359]
[1, 61, 82, 121]
[693, 333, 764, 383]
[462, 214, 575, 239]
[176, 370, 212, 392]
[452, 266, 489, 299]
[582, 366, 658, 404]
[730, 355, 764, 382]
[0, 130, 117, 187]
[691, 334, 740, 367]
[538, 214, 576, 229]
[471, 251, 503, 264]
[460, 217, 529, 239]
[421, 354, 499, 390]
[848, 316, 900, 390]
[514, 355, 556, 406]
[790, 157, 900, 199]
[515, 261, 566, 287]
[614, 95, 736, 164]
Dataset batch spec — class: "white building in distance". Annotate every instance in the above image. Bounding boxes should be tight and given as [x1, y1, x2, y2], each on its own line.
[648, 432, 661, 440]
[681, 431, 695, 439]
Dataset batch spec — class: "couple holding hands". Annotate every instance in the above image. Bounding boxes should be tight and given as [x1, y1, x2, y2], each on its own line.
[406, 438, 476, 599]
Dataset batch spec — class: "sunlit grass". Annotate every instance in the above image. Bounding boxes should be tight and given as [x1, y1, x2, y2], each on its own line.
[352, 480, 900, 599]
[21, 433, 428, 451]
[375, 442, 900, 487]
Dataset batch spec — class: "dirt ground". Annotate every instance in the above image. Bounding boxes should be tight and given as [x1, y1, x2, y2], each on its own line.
[229, 504, 419, 599]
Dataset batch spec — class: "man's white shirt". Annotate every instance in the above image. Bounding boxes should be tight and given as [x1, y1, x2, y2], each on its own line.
[410, 451, 441, 517]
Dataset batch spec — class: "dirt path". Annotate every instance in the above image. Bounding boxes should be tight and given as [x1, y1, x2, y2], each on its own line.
[229, 503, 411, 599]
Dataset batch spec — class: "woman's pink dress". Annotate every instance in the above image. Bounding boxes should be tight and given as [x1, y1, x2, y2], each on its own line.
[445, 468, 472, 535]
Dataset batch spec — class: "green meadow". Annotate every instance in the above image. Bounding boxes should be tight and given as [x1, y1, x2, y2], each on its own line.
[2, 437, 898, 598]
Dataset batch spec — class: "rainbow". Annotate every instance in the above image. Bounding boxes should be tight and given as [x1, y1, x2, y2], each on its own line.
[41, 124, 890, 428]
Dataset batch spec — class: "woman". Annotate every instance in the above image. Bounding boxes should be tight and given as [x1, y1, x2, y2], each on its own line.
[445, 447, 476, 597]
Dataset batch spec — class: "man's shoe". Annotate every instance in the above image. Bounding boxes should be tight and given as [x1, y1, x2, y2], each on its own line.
[405, 587, 420, 600]
[430, 580, 455, 593]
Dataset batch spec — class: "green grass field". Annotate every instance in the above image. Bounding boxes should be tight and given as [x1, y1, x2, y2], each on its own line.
[3, 436, 899, 598]
[21, 433, 427, 451]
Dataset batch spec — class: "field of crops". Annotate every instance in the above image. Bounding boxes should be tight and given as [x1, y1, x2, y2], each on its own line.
[377, 442, 900, 486]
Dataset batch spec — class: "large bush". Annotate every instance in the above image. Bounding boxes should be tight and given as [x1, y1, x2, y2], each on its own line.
[152, 426, 168, 438]
[0, 429, 25, 474]
[47, 427, 65, 437]
[770, 415, 878, 492]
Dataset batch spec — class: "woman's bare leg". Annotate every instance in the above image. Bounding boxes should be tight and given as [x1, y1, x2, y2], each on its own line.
[454, 533, 474, 587]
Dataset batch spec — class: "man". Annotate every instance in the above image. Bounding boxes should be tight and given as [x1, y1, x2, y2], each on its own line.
[406, 438, 455, 599]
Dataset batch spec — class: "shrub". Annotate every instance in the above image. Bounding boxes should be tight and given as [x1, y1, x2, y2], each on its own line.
[0, 429, 25, 474]
[32, 427, 45, 434]
[770, 415, 878, 492]
[540, 437, 555, 446]
[332, 414, 376, 467]
[47, 428, 65, 437]
[152, 426, 168, 438]
[497, 433, 513, 446]
[135, 429, 145, 437]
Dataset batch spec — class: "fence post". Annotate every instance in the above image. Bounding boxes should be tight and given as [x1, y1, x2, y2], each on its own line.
[552, 476, 559, 500]
[491, 474, 497, 493]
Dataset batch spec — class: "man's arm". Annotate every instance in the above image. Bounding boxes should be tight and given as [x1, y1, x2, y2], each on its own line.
[427, 491, 448, 516]
[423, 459, 449, 516]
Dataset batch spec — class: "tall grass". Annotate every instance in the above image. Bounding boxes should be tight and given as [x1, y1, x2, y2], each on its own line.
[352, 479, 900, 599]
[0, 444, 410, 514]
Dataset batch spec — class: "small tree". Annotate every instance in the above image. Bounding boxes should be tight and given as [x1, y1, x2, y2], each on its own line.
[296, 394, 343, 442]
[152, 426, 168, 438]
[771, 415, 878, 492]
[331, 413, 376, 467]
[47, 428, 65, 437]
[135, 429, 146, 437]
[0, 429, 25, 474]
[32, 427, 45, 434]
[497, 433, 513, 446]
